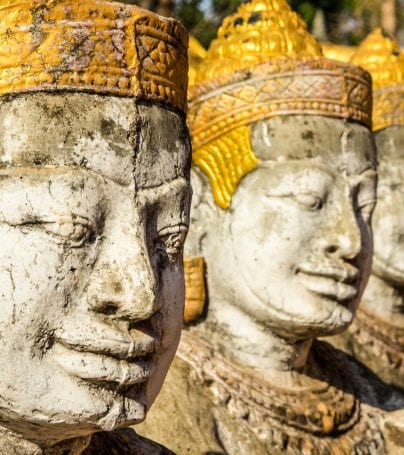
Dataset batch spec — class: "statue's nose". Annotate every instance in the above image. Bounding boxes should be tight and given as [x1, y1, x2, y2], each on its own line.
[320, 198, 362, 263]
[87, 231, 158, 323]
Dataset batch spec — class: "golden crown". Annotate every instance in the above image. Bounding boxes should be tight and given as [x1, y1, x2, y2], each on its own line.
[322, 43, 356, 63]
[0, 0, 188, 112]
[194, 0, 322, 84]
[350, 28, 404, 132]
[188, 0, 372, 209]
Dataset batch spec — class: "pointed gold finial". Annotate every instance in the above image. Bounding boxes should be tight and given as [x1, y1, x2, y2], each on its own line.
[196, 0, 322, 84]
[350, 28, 403, 131]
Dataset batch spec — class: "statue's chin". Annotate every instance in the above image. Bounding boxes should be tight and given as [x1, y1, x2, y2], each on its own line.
[372, 255, 404, 288]
[263, 302, 355, 341]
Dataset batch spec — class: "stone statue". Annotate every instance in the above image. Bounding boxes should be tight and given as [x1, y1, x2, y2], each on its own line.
[137, 1, 404, 454]
[329, 29, 404, 391]
[0, 1, 191, 453]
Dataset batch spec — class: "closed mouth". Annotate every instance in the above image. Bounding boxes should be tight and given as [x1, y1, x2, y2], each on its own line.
[297, 263, 360, 284]
[53, 334, 158, 390]
[296, 264, 360, 303]
[372, 255, 404, 287]
[55, 335, 157, 363]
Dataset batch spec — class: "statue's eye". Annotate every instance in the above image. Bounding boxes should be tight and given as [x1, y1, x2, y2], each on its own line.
[58, 221, 96, 247]
[292, 193, 324, 211]
[156, 225, 188, 257]
[33, 217, 96, 247]
[14, 218, 96, 248]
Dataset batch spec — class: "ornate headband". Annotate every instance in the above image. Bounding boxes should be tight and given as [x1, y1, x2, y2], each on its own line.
[350, 28, 404, 132]
[0, 0, 188, 112]
[189, 58, 372, 150]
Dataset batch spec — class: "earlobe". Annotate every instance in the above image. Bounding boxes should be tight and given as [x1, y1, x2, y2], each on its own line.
[183, 256, 207, 324]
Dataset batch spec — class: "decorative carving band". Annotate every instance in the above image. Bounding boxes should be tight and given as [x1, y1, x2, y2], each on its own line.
[0, 0, 188, 111]
[188, 58, 372, 150]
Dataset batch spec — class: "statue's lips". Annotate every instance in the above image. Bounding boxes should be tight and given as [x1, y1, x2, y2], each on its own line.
[296, 264, 360, 302]
[54, 332, 158, 361]
[372, 255, 404, 287]
[52, 337, 157, 388]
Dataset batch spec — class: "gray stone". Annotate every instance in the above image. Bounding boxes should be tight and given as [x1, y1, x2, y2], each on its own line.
[138, 115, 404, 454]
[0, 92, 191, 453]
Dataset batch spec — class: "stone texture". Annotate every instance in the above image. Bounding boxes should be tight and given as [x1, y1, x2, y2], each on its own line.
[329, 125, 404, 390]
[138, 115, 404, 454]
[0, 92, 191, 453]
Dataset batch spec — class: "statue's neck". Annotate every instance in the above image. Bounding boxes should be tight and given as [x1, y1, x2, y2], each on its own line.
[194, 299, 313, 387]
[361, 274, 404, 324]
[0, 425, 91, 455]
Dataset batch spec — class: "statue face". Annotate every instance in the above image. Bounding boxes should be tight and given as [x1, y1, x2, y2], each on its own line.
[372, 126, 404, 292]
[0, 94, 190, 443]
[210, 116, 376, 339]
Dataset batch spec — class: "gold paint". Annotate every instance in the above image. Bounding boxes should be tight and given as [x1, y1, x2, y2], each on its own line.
[188, 36, 206, 87]
[322, 415, 334, 434]
[193, 126, 258, 209]
[0, 0, 188, 112]
[350, 28, 404, 131]
[195, 0, 322, 85]
[322, 43, 356, 63]
[189, 0, 372, 209]
[184, 256, 206, 324]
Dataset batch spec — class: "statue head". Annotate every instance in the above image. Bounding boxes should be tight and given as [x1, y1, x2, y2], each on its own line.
[185, 0, 376, 343]
[0, 0, 191, 446]
[350, 29, 404, 320]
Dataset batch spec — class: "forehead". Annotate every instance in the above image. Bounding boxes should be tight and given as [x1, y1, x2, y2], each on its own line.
[0, 93, 191, 187]
[251, 115, 376, 174]
[0, 168, 191, 222]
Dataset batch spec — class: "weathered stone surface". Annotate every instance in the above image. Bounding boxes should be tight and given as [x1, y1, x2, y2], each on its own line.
[138, 115, 404, 454]
[330, 125, 404, 390]
[0, 92, 191, 453]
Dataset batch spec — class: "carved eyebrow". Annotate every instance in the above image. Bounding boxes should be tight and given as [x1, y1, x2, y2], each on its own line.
[137, 177, 190, 203]
[260, 160, 337, 179]
[359, 168, 377, 177]
[342, 163, 376, 177]
[0, 165, 135, 188]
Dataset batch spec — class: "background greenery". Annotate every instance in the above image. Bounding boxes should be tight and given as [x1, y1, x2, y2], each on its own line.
[129, 0, 403, 48]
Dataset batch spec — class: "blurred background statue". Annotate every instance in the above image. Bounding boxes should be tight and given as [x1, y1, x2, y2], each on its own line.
[137, 0, 403, 453]
[330, 28, 404, 391]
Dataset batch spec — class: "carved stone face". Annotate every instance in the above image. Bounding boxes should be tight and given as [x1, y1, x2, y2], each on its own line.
[0, 93, 191, 444]
[371, 126, 404, 301]
[198, 116, 376, 340]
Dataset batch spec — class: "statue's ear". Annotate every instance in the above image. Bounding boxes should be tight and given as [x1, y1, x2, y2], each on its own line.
[183, 166, 217, 325]
[185, 166, 218, 256]
[183, 256, 206, 324]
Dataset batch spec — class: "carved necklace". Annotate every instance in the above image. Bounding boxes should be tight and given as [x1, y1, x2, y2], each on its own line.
[178, 331, 385, 454]
[350, 306, 404, 381]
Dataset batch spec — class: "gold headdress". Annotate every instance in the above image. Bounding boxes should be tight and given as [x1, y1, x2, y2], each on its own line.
[350, 28, 404, 132]
[188, 0, 372, 209]
[0, 0, 188, 112]
[322, 43, 356, 63]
